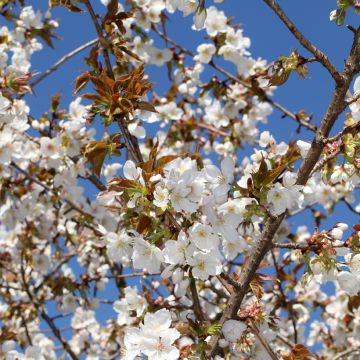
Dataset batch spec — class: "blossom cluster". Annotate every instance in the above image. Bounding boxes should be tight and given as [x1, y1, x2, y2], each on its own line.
[0, 1, 359, 360]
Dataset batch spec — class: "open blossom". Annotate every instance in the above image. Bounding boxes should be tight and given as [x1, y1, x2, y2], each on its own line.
[222, 320, 247, 342]
[204, 156, 235, 197]
[204, 6, 229, 36]
[132, 237, 164, 274]
[267, 172, 304, 215]
[163, 230, 194, 265]
[297, 140, 311, 158]
[114, 286, 148, 326]
[187, 250, 222, 280]
[189, 222, 219, 251]
[153, 185, 169, 211]
[349, 75, 360, 122]
[337, 271, 360, 296]
[195, 43, 216, 63]
[346, 253, 360, 276]
[128, 122, 146, 139]
[39, 137, 63, 160]
[164, 157, 204, 213]
[124, 309, 180, 360]
[156, 101, 184, 121]
[146, 45, 172, 66]
[204, 99, 230, 128]
[105, 230, 133, 262]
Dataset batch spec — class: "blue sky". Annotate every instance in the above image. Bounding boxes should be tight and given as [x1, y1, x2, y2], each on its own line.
[23, 0, 359, 352]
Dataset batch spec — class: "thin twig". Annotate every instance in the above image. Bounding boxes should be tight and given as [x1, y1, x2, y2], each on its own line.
[152, 25, 314, 132]
[20, 255, 79, 360]
[83, 0, 114, 78]
[34, 253, 76, 294]
[271, 251, 298, 343]
[41, 311, 79, 360]
[345, 91, 360, 106]
[248, 318, 278, 360]
[206, 24, 360, 358]
[310, 147, 341, 176]
[30, 38, 98, 88]
[262, 0, 342, 83]
[276, 334, 296, 349]
[21, 315, 33, 346]
[189, 273, 205, 322]
[333, 346, 360, 360]
[343, 199, 360, 215]
[324, 121, 360, 143]
[10, 162, 95, 221]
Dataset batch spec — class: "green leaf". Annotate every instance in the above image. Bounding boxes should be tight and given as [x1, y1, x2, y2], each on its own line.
[206, 323, 222, 335]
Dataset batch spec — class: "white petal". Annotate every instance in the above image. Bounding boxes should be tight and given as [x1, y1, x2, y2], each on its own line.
[221, 156, 235, 178]
[354, 76, 360, 94]
[123, 160, 138, 180]
[222, 320, 247, 342]
[194, 9, 206, 30]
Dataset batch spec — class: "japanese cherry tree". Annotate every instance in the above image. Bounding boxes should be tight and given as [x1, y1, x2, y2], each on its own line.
[1, 0, 360, 359]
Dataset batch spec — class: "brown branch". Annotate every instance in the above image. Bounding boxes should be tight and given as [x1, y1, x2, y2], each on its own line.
[164, 210, 183, 232]
[117, 117, 142, 164]
[189, 273, 205, 322]
[271, 250, 298, 343]
[88, 272, 155, 282]
[343, 199, 360, 215]
[276, 334, 296, 349]
[34, 253, 76, 294]
[21, 315, 33, 346]
[262, 0, 342, 83]
[152, 25, 314, 132]
[310, 147, 341, 176]
[80, 173, 107, 191]
[83, 0, 114, 78]
[333, 346, 360, 360]
[207, 25, 360, 357]
[266, 98, 317, 131]
[248, 318, 278, 360]
[345, 91, 360, 106]
[30, 38, 98, 89]
[324, 121, 360, 143]
[19, 255, 79, 360]
[10, 162, 95, 221]
[41, 311, 79, 360]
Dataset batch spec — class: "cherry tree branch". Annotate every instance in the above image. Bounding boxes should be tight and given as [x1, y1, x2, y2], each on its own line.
[248, 318, 278, 360]
[343, 199, 360, 215]
[152, 25, 316, 132]
[10, 162, 95, 220]
[262, 0, 342, 83]
[324, 121, 360, 143]
[333, 346, 360, 360]
[30, 38, 98, 88]
[310, 147, 341, 176]
[276, 334, 296, 349]
[271, 250, 298, 343]
[41, 310, 79, 360]
[189, 273, 206, 322]
[207, 24, 360, 357]
[20, 255, 79, 360]
[83, 0, 114, 78]
[345, 91, 360, 106]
